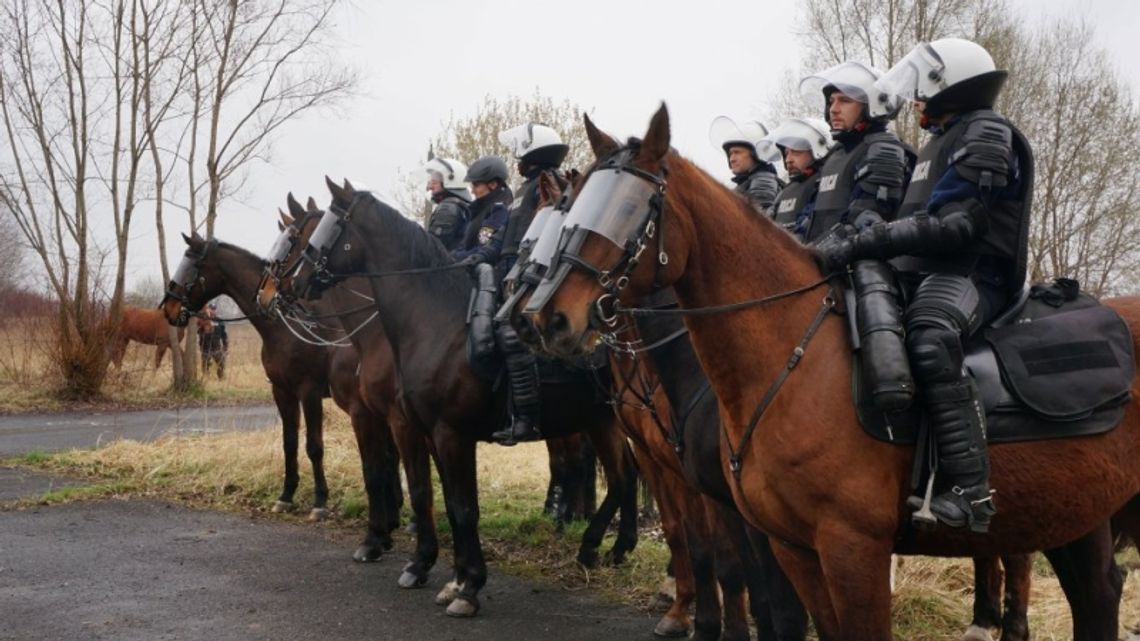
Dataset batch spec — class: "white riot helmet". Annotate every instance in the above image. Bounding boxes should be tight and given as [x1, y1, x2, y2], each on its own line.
[800, 61, 902, 123]
[764, 118, 834, 160]
[499, 123, 569, 168]
[876, 38, 1007, 119]
[708, 116, 782, 166]
[423, 157, 469, 193]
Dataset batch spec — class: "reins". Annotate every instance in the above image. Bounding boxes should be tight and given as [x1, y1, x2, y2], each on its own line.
[615, 274, 835, 318]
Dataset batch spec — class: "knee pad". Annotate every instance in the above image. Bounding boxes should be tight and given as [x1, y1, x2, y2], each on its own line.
[907, 326, 965, 383]
[905, 274, 981, 335]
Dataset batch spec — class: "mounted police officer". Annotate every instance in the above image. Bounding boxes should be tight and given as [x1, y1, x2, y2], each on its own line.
[798, 61, 912, 241]
[708, 116, 783, 214]
[424, 156, 471, 251]
[482, 122, 571, 445]
[766, 117, 834, 240]
[451, 156, 512, 264]
[817, 39, 1031, 533]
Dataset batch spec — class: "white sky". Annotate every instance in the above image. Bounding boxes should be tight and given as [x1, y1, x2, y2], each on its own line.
[113, 0, 1138, 292]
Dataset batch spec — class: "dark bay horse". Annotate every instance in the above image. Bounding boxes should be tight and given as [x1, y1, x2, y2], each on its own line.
[160, 233, 402, 560]
[269, 187, 638, 616]
[109, 305, 185, 369]
[525, 105, 1139, 641]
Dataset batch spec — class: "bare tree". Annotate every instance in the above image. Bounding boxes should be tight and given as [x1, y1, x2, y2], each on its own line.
[395, 91, 593, 219]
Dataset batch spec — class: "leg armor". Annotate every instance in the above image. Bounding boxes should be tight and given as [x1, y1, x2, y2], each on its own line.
[491, 322, 542, 445]
[905, 274, 995, 533]
[852, 260, 914, 411]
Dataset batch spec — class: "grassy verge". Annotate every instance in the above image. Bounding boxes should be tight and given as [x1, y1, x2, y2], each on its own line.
[0, 321, 271, 414]
[4, 403, 1140, 639]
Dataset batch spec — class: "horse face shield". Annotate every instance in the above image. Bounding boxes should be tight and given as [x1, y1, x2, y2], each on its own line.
[297, 207, 346, 299]
[163, 250, 206, 326]
[258, 227, 297, 312]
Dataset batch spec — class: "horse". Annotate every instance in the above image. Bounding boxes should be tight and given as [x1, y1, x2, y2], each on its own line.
[271, 181, 639, 617]
[523, 105, 1139, 641]
[109, 305, 185, 369]
[160, 231, 403, 561]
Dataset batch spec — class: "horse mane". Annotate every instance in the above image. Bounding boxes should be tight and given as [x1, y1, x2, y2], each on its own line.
[354, 192, 472, 304]
[215, 240, 268, 269]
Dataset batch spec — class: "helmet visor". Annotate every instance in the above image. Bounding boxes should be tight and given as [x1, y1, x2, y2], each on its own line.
[561, 168, 656, 249]
[708, 116, 778, 163]
[877, 43, 944, 103]
[799, 61, 878, 113]
[770, 119, 830, 156]
[498, 123, 534, 159]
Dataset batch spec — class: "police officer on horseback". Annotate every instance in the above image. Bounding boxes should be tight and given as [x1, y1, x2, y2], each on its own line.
[452, 156, 513, 264]
[817, 39, 1032, 533]
[766, 117, 834, 240]
[424, 156, 471, 251]
[708, 116, 783, 214]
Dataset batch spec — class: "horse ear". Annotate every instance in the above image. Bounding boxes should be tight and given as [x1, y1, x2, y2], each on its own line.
[278, 208, 294, 227]
[181, 232, 192, 245]
[326, 175, 346, 203]
[640, 102, 671, 163]
[306, 197, 319, 213]
[584, 113, 619, 160]
[342, 178, 357, 196]
[286, 192, 306, 218]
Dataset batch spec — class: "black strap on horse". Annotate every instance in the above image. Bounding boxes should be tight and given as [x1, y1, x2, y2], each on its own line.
[322, 262, 471, 281]
[615, 274, 835, 318]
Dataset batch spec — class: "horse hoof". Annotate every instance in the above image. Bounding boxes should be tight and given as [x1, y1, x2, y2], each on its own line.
[602, 549, 625, 567]
[434, 580, 460, 605]
[653, 615, 690, 638]
[445, 596, 480, 618]
[398, 570, 427, 589]
[353, 545, 383, 563]
[577, 548, 599, 569]
[308, 507, 329, 522]
[961, 625, 994, 641]
[271, 501, 294, 514]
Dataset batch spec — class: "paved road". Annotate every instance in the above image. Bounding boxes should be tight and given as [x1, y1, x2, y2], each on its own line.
[0, 499, 656, 641]
[0, 405, 279, 457]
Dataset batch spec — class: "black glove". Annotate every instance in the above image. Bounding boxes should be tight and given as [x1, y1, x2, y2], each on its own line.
[812, 224, 857, 273]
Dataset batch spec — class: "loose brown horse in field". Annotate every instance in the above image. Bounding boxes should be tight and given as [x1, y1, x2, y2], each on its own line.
[109, 305, 184, 369]
[525, 105, 1139, 641]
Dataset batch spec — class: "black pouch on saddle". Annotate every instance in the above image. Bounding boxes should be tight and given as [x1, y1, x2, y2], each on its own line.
[466, 264, 501, 382]
[984, 285, 1134, 421]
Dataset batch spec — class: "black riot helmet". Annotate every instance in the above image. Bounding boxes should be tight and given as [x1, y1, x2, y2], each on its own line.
[465, 156, 510, 187]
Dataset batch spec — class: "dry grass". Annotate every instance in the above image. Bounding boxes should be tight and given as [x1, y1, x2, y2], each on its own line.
[0, 318, 271, 413]
[6, 405, 1140, 639]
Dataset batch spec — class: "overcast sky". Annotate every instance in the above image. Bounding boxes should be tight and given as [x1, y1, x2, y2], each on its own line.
[113, 0, 1138, 292]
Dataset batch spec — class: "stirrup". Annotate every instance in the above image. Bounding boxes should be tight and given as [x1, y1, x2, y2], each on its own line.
[908, 472, 938, 531]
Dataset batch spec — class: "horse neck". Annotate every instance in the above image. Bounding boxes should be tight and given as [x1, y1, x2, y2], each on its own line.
[666, 164, 836, 411]
[324, 277, 387, 350]
[211, 246, 274, 335]
[349, 207, 469, 361]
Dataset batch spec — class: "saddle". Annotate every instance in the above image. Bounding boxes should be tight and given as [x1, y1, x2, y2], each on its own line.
[857, 278, 1135, 444]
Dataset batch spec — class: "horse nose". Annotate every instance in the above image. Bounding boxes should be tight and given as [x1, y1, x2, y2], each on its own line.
[514, 314, 540, 347]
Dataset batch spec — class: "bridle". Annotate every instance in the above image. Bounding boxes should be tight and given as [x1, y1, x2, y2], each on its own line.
[164, 239, 217, 325]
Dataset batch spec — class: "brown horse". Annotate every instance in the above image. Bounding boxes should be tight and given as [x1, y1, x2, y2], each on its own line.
[526, 105, 1138, 641]
[110, 305, 185, 369]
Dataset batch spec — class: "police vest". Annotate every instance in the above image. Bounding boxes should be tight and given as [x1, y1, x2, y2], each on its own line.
[807, 130, 903, 243]
[501, 176, 543, 260]
[770, 173, 821, 237]
[891, 110, 1034, 286]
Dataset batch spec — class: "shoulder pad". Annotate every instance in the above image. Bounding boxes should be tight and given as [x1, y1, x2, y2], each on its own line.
[951, 117, 1014, 190]
[854, 141, 907, 189]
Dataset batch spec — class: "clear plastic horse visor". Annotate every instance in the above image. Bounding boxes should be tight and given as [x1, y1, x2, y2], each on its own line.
[529, 207, 569, 269]
[267, 228, 294, 263]
[171, 255, 196, 286]
[307, 212, 341, 257]
[560, 168, 657, 249]
[520, 205, 555, 248]
[876, 44, 944, 102]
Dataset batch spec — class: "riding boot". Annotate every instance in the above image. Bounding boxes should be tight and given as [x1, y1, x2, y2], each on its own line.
[925, 379, 996, 533]
[491, 324, 542, 446]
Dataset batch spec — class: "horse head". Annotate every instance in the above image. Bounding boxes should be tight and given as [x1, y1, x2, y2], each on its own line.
[161, 232, 220, 327]
[273, 177, 366, 302]
[257, 193, 321, 312]
[524, 104, 691, 358]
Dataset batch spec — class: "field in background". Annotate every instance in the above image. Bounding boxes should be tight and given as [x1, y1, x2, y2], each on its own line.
[0, 318, 271, 413]
[6, 403, 1140, 641]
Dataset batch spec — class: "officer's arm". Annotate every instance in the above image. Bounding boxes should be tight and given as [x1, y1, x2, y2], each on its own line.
[745, 172, 780, 214]
[847, 141, 909, 227]
[819, 120, 1014, 268]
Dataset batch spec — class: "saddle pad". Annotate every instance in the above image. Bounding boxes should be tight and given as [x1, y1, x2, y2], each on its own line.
[985, 303, 1134, 420]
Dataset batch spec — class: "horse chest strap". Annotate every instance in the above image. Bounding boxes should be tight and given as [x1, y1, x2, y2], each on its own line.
[725, 294, 836, 479]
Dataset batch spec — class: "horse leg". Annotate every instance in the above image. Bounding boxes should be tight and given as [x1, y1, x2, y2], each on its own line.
[770, 542, 840, 641]
[741, 522, 808, 641]
[432, 427, 485, 617]
[154, 344, 166, 369]
[300, 391, 328, 520]
[965, 556, 1003, 641]
[999, 554, 1032, 641]
[706, 501, 750, 641]
[270, 385, 301, 513]
[393, 416, 438, 589]
[816, 531, 894, 641]
[545, 437, 574, 529]
[1043, 521, 1122, 641]
[639, 455, 693, 638]
[586, 424, 638, 567]
[349, 403, 393, 562]
[380, 425, 403, 533]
